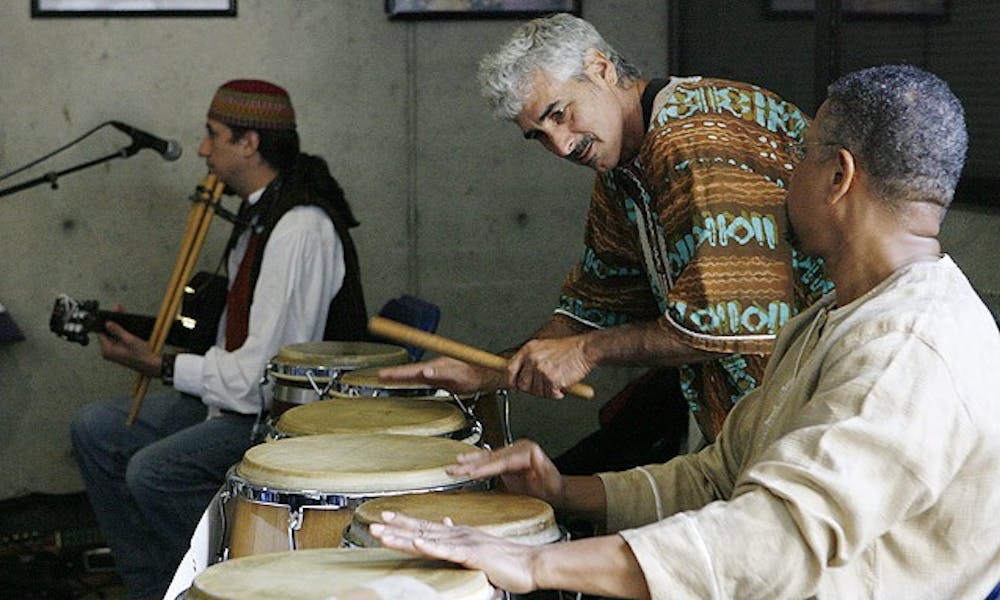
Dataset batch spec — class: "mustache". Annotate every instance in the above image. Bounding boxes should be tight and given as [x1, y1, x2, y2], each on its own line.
[567, 134, 596, 164]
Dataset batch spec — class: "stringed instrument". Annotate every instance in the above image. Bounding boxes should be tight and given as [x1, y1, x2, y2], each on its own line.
[50, 271, 227, 355]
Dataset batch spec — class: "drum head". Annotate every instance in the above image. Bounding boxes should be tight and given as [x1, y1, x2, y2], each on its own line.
[331, 367, 449, 399]
[235, 433, 476, 493]
[186, 548, 494, 600]
[347, 491, 562, 547]
[269, 342, 409, 381]
[275, 397, 468, 438]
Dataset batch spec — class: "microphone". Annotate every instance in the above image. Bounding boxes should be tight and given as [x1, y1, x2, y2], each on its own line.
[110, 121, 182, 161]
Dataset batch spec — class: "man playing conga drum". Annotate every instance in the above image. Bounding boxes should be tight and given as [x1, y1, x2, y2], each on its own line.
[70, 80, 368, 600]
[381, 14, 831, 474]
[374, 63, 1000, 600]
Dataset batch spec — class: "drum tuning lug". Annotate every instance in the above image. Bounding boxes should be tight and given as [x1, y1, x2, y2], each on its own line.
[287, 508, 305, 550]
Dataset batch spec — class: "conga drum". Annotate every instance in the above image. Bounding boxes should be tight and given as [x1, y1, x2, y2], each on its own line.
[345, 491, 573, 599]
[271, 396, 482, 445]
[331, 366, 455, 400]
[332, 367, 513, 450]
[266, 341, 409, 417]
[344, 491, 564, 548]
[221, 433, 485, 559]
[183, 548, 497, 599]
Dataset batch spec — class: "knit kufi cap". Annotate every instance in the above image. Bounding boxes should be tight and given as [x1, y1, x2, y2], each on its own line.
[207, 79, 296, 131]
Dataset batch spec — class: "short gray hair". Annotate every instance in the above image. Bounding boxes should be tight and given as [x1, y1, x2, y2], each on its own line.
[823, 64, 967, 209]
[477, 13, 642, 120]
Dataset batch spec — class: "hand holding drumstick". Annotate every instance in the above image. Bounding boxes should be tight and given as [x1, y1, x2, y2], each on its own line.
[368, 316, 595, 400]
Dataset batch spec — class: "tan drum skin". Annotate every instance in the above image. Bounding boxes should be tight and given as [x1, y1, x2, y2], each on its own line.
[184, 547, 495, 600]
[345, 491, 563, 548]
[267, 342, 410, 416]
[270, 342, 410, 380]
[272, 397, 472, 441]
[225, 434, 482, 557]
[332, 367, 512, 451]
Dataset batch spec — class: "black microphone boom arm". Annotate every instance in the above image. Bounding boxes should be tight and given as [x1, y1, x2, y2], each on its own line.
[0, 148, 129, 198]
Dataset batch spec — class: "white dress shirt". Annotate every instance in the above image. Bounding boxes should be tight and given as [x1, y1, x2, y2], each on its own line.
[173, 186, 345, 415]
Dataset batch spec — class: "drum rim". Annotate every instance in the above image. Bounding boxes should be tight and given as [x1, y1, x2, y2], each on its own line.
[234, 433, 481, 493]
[331, 384, 451, 399]
[225, 473, 485, 509]
[333, 366, 445, 395]
[269, 424, 484, 446]
[333, 371, 487, 402]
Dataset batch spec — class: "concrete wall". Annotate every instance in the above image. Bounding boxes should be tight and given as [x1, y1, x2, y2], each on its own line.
[0, 1, 669, 499]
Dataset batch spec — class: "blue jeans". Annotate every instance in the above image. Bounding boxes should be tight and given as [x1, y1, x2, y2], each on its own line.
[70, 390, 256, 599]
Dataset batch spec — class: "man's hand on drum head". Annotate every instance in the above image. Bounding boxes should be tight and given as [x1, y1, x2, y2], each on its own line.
[507, 335, 593, 399]
[447, 440, 566, 509]
[377, 357, 505, 395]
[370, 511, 539, 595]
[98, 320, 160, 378]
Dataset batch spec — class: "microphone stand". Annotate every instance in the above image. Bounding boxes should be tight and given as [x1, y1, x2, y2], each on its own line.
[0, 142, 243, 226]
[0, 144, 141, 198]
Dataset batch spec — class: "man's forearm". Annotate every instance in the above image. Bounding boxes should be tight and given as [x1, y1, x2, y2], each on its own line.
[556, 474, 608, 521]
[531, 534, 650, 599]
[582, 320, 720, 367]
[500, 314, 591, 355]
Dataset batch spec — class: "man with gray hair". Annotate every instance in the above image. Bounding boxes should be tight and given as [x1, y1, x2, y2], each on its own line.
[372, 63, 1000, 600]
[381, 13, 830, 474]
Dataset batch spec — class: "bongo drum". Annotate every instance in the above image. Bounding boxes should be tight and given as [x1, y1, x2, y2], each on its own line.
[332, 367, 513, 450]
[331, 366, 454, 400]
[271, 396, 482, 445]
[344, 491, 564, 548]
[183, 548, 496, 600]
[345, 492, 577, 600]
[266, 341, 409, 417]
[221, 433, 484, 559]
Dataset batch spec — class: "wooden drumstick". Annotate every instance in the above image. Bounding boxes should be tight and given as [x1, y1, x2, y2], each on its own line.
[368, 315, 595, 400]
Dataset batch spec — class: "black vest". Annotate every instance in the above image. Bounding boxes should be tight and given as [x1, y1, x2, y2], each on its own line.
[225, 154, 369, 342]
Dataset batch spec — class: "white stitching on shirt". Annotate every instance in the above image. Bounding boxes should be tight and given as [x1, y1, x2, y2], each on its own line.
[637, 466, 665, 521]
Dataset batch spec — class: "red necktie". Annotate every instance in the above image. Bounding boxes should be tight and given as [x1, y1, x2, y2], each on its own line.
[224, 231, 261, 351]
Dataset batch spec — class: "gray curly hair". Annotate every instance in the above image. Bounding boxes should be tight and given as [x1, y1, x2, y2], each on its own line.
[477, 13, 642, 120]
[823, 64, 967, 209]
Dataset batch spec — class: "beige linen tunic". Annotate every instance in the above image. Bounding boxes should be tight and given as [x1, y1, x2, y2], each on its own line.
[599, 255, 1000, 599]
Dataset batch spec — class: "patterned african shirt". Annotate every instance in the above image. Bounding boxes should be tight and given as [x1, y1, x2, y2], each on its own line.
[556, 76, 833, 441]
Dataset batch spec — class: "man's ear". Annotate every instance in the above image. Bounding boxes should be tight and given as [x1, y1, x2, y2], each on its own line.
[240, 130, 261, 157]
[829, 147, 856, 205]
[584, 49, 618, 86]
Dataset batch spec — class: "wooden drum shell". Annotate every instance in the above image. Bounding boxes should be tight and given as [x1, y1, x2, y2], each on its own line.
[222, 433, 484, 557]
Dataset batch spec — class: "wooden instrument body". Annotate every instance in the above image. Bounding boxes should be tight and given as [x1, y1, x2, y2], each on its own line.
[221, 433, 485, 557]
[49, 271, 226, 354]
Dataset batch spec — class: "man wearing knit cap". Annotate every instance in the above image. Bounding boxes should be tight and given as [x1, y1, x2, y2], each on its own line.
[70, 79, 368, 600]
